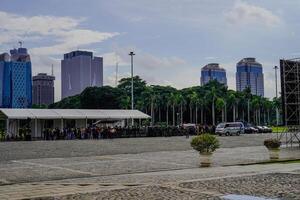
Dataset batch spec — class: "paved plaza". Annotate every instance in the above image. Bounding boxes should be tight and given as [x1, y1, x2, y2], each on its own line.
[0, 134, 299, 199]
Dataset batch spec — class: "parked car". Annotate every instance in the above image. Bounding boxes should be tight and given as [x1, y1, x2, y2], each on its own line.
[215, 123, 225, 134]
[262, 126, 272, 133]
[215, 122, 244, 136]
[245, 126, 258, 134]
[255, 126, 265, 133]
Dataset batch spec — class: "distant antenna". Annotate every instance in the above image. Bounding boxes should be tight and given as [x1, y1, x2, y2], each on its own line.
[18, 41, 23, 48]
[115, 62, 119, 86]
[115, 55, 119, 86]
[51, 64, 54, 76]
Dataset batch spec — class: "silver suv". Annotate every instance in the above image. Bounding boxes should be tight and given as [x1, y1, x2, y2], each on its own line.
[215, 122, 244, 136]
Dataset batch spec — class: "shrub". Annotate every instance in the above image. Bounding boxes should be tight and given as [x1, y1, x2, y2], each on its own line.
[191, 134, 220, 154]
[264, 138, 281, 149]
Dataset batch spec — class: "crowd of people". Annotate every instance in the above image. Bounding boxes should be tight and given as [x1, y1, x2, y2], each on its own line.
[0, 124, 217, 141]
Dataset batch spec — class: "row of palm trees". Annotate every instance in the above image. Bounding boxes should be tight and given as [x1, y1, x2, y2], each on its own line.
[126, 81, 280, 126]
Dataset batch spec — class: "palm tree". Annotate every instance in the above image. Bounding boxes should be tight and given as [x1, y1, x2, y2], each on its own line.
[216, 97, 225, 122]
[227, 91, 236, 122]
[188, 92, 200, 124]
[176, 94, 186, 125]
[141, 87, 157, 126]
[206, 86, 219, 125]
[198, 97, 205, 124]
[243, 87, 252, 123]
[169, 93, 178, 126]
[251, 96, 260, 125]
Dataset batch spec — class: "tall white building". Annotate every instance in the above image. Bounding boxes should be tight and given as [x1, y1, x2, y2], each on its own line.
[236, 57, 264, 96]
[61, 50, 103, 99]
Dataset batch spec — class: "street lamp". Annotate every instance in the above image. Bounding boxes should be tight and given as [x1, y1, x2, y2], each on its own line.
[129, 51, 135, 126]
[274, 66, 279, 126]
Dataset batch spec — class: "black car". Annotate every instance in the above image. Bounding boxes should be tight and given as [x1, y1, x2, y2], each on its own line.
[245, 126, 258, 134]
[255, 126, 265, 133]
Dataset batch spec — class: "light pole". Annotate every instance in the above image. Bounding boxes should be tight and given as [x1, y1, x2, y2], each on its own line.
[129, 51, 135, 126]
[274, 66, 279, 126]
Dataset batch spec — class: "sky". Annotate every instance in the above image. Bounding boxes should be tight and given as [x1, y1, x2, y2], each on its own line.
[1, 0, 300, 101]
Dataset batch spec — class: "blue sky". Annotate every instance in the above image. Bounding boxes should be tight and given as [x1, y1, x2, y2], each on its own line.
[1, 0, 300, 101]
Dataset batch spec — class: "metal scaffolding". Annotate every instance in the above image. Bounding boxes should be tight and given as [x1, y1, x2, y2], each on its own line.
[279, 59, 300, 146]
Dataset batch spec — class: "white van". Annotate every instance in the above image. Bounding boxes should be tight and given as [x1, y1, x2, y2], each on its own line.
[215, 122, 244, 136]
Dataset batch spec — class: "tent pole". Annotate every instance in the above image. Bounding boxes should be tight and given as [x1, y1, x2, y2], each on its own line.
[61, 118, 63, 131]
[35, 118, 38, 138]
[6, 118, 9, 137]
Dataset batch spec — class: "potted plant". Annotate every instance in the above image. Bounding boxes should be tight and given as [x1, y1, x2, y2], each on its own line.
[190, 134, 220, 167]
[264, 138, 281, 160]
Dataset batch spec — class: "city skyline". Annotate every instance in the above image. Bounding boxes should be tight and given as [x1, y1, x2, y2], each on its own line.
[1, 0, 300, 101]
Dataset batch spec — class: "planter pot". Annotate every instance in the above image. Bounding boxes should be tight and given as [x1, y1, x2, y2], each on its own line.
[199, 153, 213, 167]
[268, 148, 280, 160]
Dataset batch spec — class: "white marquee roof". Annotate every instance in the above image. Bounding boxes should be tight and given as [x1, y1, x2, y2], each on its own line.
[0, 109, 150, 120]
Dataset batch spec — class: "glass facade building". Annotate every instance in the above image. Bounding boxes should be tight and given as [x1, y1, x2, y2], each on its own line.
[61, 50, 103, 99]
[33, 73, 55, 106]
[201, 63, 227, 86]
[236, 57, 264, 96]
[0, 48, 32, 108]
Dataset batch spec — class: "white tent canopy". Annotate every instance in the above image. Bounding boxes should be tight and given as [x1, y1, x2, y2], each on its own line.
[0, 109, 150, 120]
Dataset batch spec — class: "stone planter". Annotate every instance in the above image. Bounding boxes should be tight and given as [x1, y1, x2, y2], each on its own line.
[199, 153, 213, 167]
[268, 148, 280, 160]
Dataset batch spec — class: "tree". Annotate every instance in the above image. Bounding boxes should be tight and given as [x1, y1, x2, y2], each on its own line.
[117, 76, 147, 107]
[227, 91, 236, 122]
[169, 93, 178, 126]
[80, 86, 124, 109]
[206, 86, 218, 125]
[216, 97, 225, 122]
[49, 95, 81, 109]
[176, 93, 186, 125]
[251, 96, 260, 125]
[120, 96, 131, 109]
[243, 87, 252, 123]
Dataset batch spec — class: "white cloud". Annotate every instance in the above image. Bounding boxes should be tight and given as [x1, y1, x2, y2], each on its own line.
[225, 1, 281, 27]
[0, 11, 119, 55]
[0, 11, 119, 101]
[31, 30, 119, 55]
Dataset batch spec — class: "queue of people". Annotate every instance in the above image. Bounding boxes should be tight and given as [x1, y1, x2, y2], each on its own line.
[1, 124, 216, 141]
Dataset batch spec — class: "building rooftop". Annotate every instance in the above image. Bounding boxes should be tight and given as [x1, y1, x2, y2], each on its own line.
[202, 63, 226, 71]
[237, 57, 262, 66]
[33, 73, 55, 81]
[63, 50, 93, 59]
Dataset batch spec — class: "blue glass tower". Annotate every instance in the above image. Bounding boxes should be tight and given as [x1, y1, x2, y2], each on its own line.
[201, 63, 227, 86]
[236, 58, 264, 96]
[0, 48, 32, 108]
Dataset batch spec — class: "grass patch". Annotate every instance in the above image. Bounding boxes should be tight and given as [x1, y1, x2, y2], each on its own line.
[271, 126, 288, 133]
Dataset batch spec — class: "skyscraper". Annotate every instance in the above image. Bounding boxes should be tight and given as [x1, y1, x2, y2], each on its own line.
[236, 57, 264, 96]
[32, 73, 55, 106]
[61, 50, 103, 99]
[0, 47, 32, 108]
[200, 63, 227, 86]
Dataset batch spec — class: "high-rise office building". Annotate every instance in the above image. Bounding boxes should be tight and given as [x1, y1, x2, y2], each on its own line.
[32, 73, 55, 106]
[61, 50, 103, 99]
[236, 57, 264, 96]
[200, 63, 227, 86]
[0, 47, 32, 108]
